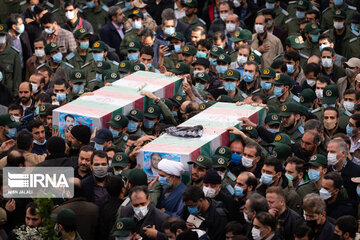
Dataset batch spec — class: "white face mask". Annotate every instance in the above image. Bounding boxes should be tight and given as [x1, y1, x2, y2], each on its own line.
[242, 156, 254, 168]
[13, 116, 20, 122]
[31, 82, 39, 93]
[251, 227, 262, 240]
[237, 55, 247, 66]
[0, 35, 6, 45]
[35, 49, 45, 58]
[244, 212, 251, 223]
[203, 186, 217, 198]
[133, 205, 149, 220]
[319, 188, 332, 200]
[327, 152, 338, 166]
[343, 101, 355, 112]
[65, 10, 75, 20]
[315, 89, 323, 99]
[333, 21, 344, 30]
[306, 79, 316, 87]
[220, 13, 229, 22]
[254, 24, 265, 34]
[321, 58, 333, 68]
[226, 23, 236, 32]
[217, 171, 225, 180]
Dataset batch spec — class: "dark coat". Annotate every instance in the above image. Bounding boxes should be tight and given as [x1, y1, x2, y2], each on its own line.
[99, 196, 124, 240]
[276, 207, 304, 240]
[326, 190, 356, 219]
[145, 0, 173, 26]
[0, 83, 13, 107]
[81, 175, 109, 205]
[273, 26, 288, 49]
[316, 219, 335, 240]
[99, 21, 125, 59]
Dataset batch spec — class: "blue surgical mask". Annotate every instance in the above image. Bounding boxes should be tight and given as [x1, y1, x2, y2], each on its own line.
[196, 51, 207, 59]
[311, 33, 319, 43]
[216, 65, 227, 74]
[286, 64, 295, 74]
[143, 119, 155, 129]
[267, 128, 278, 134]
[0, 72, 3, 82]
[285, 173, 294, 182]
[308, 169, 320, 182]
[35, 106, 40, 116]
[128, 53, 138, 63]
[30, 5, 35, 12]
[224, 81, 236, 92]
[265, 2, 275, 9]
[109, 127, 119, 138]
[209, 57, 217, 66]
[86, 1, 95, 8]
[230, 153, 242, 165]
[45, 27, 55, 34]
[357, 186, 360, 197]
[34, 139, 47, 145]
[260, 173, 274, 185]
[346, 124, 355, 137]
[260, 81, 272, 90]
[174, 44, 181, 53]
[56, 93, 66, 102]
[127, 120, 138, 133]
[164, 27, 175, 36]
[73, 84, 84, 94]
[94, 142, 104, 151]
[6, 128, 17, 139]
[92, 53, 104, 62]
[243, 72, 254, 83]
[296, 10, 305, 19]
[158, 176, 168, 187]
[333, 0, 343, 6]
[146, 63, 152, 69]
[132, 21, 142, 30]
[96, 73, 102, 82]
[351, 23, 359, 32]
[187, 205, 200, 215]
[79, 41, 89, 50]
[124, 1, 131, 10]
[273, 86, 283, 97]
[52, 52, 63, 63]
[195, 83, 205, 91]
[234, 185, 244, 197]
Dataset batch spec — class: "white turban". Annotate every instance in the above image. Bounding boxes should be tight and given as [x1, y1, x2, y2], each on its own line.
[158, 159, 185, 177]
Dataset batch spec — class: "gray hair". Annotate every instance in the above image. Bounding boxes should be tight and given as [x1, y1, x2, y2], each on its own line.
[108, 6, 120, 19]
[304, 119, 324, 132]
[247, 193, 269, 213]
[162, 8, 176, 24]
[328, 138, 349, 156]
[303, 193, 326, 214]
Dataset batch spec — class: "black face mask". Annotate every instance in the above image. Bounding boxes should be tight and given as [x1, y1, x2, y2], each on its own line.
[331, 234, 341, 240]
[306, 219, 318, 229]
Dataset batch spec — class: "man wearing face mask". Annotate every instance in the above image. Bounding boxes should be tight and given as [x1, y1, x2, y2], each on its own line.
[318, 33, 347, 67]
[284, 51, 306, 87]
[81, 150, 110, 206]
[67, 70, 88, 101]
[321, 0, 357, 31]
[61, 0, 94, 34]
[142, 104, 161, 136]
[347, 114, 360, 164]
[27, 120, 47, 155]
[111, 152, 130, 176]
[299, 88, 317, 114]
[261, 0, 288, 28]
[251, 14, 283, 68]
[91, 128, 113, 151]
[252, 67, 276, 101]
[221, 69, 247, 102]
[211, 154, 235, 195]
[157, 159, 186, 217]
[0, 114, 20, 154]
[337, 58, 360, 100]
[320, 172, 354, 219]
[234, 171, 257, 206]
[106, 113, 128, 152]
[65, 28, 93, 70]
[302, 22, 321, 57]
[239, 61, 260, 95]
[25, 38, 47, 81]
[327, 139, 360, 199]
[333, 215, 358, 240]
[242, 193, 269, 237]
[81, 0, 107, 35]
[284, 157, 306, 189]
[207, 1, 230, 37]
[53, 208, 82, 240]
[119, 10, 144, 57]
[278, 102, 304, 144]
[159, 32, 185, 71]
[251, 212, 278, 240]
[341, 89, 357, 115]
[284, 0, 308, 35]
[126, 109, 145, 138]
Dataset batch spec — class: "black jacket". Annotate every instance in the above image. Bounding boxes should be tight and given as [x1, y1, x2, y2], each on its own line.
[99, 196, 124, 240]
[326, 190, 355, 219]
[315, 219, 335, 240]
[145, 0, 173, 26]
[0, 83, 13, 107]
[215, 190, 239, 221]
[81, 175, 110, 206]
[99, 21, 125, 59]
[276, 207, 304, 240]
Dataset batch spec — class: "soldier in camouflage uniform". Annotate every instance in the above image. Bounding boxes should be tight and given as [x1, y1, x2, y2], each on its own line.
[222, 68, 248, 102]
[260, 0, 289, 27]
[278, 102, 305, 143]
[252, 67, 276, 101]
[119, 10, 144, 57]
[142, 104, 161, 136]
[87, 61, 110, 90]
[284, 0, 309, 35]
[159, 32, 185, 70]
[107, 113, 129, 152]
[67, 69, 89, 101]
[111, 152, 131, 175]
[321, 0, 357, 30]
[179, 0, 206, 30]
[126, 108, 146, 138]
[81, 0, 108, 34]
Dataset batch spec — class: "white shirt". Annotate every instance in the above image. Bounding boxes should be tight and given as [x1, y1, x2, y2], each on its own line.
[174, 2, 185, 19]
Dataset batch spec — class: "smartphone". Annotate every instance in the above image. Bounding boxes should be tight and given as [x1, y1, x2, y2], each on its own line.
[167, 45, 175, 51]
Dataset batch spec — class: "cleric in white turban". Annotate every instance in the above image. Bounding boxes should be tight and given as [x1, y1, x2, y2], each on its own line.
[157, 159, 187, 217]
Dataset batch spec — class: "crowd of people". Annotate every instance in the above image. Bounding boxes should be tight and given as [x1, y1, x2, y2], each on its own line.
[1, 0, 360, 239]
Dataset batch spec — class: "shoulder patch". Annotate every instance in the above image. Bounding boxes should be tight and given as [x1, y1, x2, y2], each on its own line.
[252, 89, 261, 94]
[311, 107, 321, 113]
[64, 62, 74, 69]
[311, 5, 319, 11]
[348, 5, 357, 10]
[350, 37, 358, 43]
[123, 134, 128, 141]
[51, 8, 59, 14]
[36, 63, 46, 70]
[288, 1, 296, 4]
[351, 30, 359, 37]
[199, 18, 206, 25]
[66, 52, 75, 61]
[322, 7, 330, 14]
[292, 95, 300, 103]
[125, 28, 133, 33]
[112, 61, 119, 66]
[11, 46, 19, 53]
[241, 93, 248, 99]
[298, 125, 304, 134]
[78, 8, 83, 13]
[81, 62, 91, 69]
[323, 29, 330, 34]
[253, 49, 262, 57]
[19, 0, 26, 6]
[299, 52, 309, 59]
[88, 79, 97, 83]
[121, 197, 130, 207]
[226, 185, 235, 196]
[101, 5, 109, 12]
[268, 95, 276, 100]
[285, 18, 293, 24]
[226, 171, 236, 182]
[82, 6, 88, 10]
[273, 54, 282, 61]
[344, 110, 352, 117]
[281, 9, 289, 16]
[45, 1, 54, 8]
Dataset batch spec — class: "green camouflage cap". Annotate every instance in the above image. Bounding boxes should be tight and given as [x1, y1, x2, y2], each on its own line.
[103, 70, 120, 83]
[45, 42, 62, 55]
[199, 101, 216, 111]
[242, 125, 259, 139]
[285, 35, 305, 49]
[111, 152, 130, 168]
[183, 0, 198, 8]
[96, 61, 111, 73]
[53, 208, 76, 228]
[273, 73, 292, 85]
[166, 32, 185, 42]
[260, 67, 276, 78]
[195, 72, 210, 83]
[130, 63, 145, 73]
[160, 98, 173, 110]
[0, 24, 7, 35]
[0, 114, 21, 128]
[271, 142, 292, 162]
[212, 155, 228, 169]
[73, 28, 90, 39]
[121, 169, 132, 180]
[304, 22, 320, 34]
[333, 9, 346, 19]
[38, 104, 51, 116]
[119, 60, 131, 73]
[308, 154, 328, 167]
[91, 41, 108, 52]
[223, 69, 240, 81]
[169, 62, 190, 74]
[210, 46, 225, 57]
[214, 146, 232, 160]
[230, 29, 252, 42]
[322, 85, 339, 104]
[171, 94, 186, 106]
[129, 9, 144, 19]
[188, 155, 213, 169]
[279, 102, 302, 117]
[265, 113, 281, 126]
[248, 53, 262, 65]
[272, 133, 292, 146]
[296, 0, 309, 9]
[296, 104, 309, 117]
[217, 53, 231, 64]
[217, 95, 235, 103]
[107, 112, 129, 129]
[144, 104, 161, 119]
[70, 69, 86, 83]
[127, 41, 141, 51]
[112, 218, 136, 237]
[128, 168, 147, 186]
[127, 109, 144, 122]
[182, 45, 197, 55]
[299, 88, 316, 107]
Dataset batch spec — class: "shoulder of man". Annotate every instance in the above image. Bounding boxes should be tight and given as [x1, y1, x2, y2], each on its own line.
[348, 4, 357, 11]
[299, 51, 310, 60]
[101, 4, 109, 12]
[311, 107, 321, 114]
[252, 89, 261, 94]
[349, 37, 358, 43]
[292, 95, 300, 103]
[10, 46, 20, 54]
[66, 52, 75, 61]
[64, 62, 74, 69]
[281, 9, 289, 16]
[322, 7, 331, 14]
[285, 18, 293, 24]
